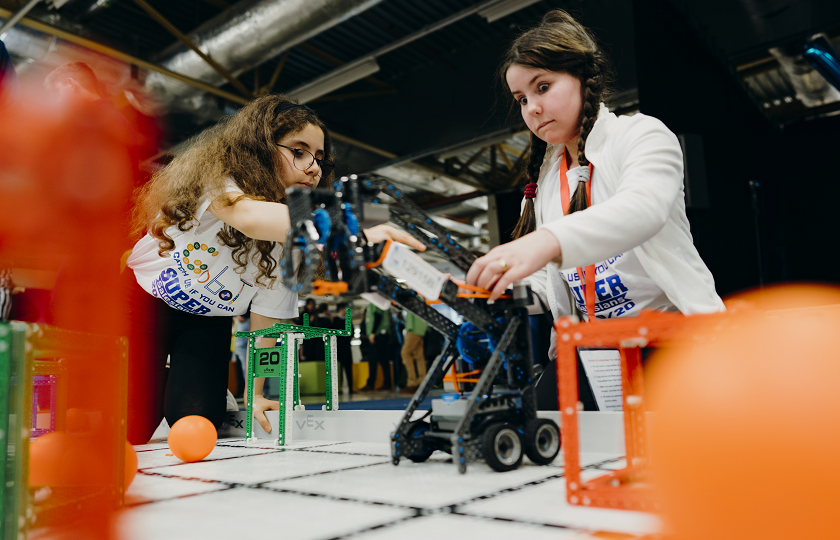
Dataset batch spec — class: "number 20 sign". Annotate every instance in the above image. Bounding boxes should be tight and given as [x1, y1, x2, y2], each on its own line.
[254, 346, 285, 377]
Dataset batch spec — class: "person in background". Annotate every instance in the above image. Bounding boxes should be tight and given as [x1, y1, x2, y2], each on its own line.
[0, 42, 17, 320]
[300, 298, 317, 361]
[333, 302, 354, 394]
[311, 303, 333, 363]
[0, 269, 13, 321]
[234, 313, 250, 397]
[0, 39, 19, 108]
[400, 311, 427, 392]
[362, 303, 393, 392]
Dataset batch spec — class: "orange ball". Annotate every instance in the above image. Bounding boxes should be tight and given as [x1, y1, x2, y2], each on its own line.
[167, 415, 217, 463]
[125, 441, 138, 488]
[29, 431, 73, 486]
[648, 285, 840, 540]
[60, 436, 107, 485]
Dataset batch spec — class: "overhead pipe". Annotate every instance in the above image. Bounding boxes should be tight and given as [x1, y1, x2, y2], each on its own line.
[145, 0, 386, 110]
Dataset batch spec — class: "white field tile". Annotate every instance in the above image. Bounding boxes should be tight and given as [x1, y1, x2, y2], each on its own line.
[137, 445, 280, 469]
[267, 460, 563, 508]
[116, 487, 411, 540]
[353, 513, 591, 540]
[460, 470, 662, 535]
[125, 473, 228, 504]
[147, 450, 389, 484]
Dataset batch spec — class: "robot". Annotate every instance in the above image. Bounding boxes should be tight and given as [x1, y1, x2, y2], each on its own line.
[279, 174, 560, 473]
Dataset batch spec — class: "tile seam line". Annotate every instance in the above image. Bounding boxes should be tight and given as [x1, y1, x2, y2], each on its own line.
[254, 459, 392, 483]
[322, 514, 421, 540]
[123, 485, 238, 508]
[441, 458, 624, 507]
[138, 448, 287, 470]
[448, 511, 578, 530]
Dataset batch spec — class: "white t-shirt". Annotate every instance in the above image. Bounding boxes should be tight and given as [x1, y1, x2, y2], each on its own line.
[540, 159, 676, 321]
[127, 184, 298, 319]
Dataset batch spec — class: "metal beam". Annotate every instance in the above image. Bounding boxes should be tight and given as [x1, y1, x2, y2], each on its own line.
[0, 7, 249, 105]
[497, 144, 514, 170]
[287, 0, 507, 100]
[330, 131, 396, 159]
[0, 0, 39, 35]
[263, 49, 291, 95]
[297, 43, 393, 91]
[309, 89, 397, 104]
[132, 0, 253, 99]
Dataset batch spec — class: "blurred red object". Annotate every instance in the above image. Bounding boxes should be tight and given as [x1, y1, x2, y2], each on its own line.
[1, 86, 133, 538]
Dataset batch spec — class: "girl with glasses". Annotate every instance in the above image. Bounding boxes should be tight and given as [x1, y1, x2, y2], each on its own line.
[467, 11, 723, 342]
[125, 94, 422, 443]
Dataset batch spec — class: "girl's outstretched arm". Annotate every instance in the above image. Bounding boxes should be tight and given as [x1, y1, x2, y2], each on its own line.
[210, 193, 292, 242]
[209, 193, 426, 251]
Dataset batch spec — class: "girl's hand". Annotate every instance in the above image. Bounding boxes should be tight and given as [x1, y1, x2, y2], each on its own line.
[251, 394, 280, 433]
[466, 229, 562, 301]
[363, 224, 426, 251]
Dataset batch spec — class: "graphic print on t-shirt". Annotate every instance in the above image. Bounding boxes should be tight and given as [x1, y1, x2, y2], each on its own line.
[561, 254, 637, 319]
[148, 241, 254, 315]
[152, 268, 212, 315]
[129, 183, 298, 319]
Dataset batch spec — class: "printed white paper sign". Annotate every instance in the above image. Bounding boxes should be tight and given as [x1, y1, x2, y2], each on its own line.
[578, 349, 623, 411]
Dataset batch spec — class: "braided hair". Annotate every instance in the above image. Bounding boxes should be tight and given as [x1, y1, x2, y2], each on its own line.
[499, 10, 613, 238]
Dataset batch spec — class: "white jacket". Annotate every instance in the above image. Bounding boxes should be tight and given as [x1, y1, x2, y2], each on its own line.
[528, 104, 724, 320]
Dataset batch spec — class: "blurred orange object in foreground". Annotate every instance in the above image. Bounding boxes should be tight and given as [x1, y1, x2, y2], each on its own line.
[124, 442, 138, 488]
[167, 415, 217, 463]
[0, 85, 133, 538]
[648, 285, 840, 540]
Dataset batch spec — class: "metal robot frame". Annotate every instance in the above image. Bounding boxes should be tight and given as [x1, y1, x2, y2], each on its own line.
[279, 174, 561, 473]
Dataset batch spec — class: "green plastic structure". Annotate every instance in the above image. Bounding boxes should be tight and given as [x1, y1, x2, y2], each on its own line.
[235, 309, 351, 446]
[0, 322, 128, 537]
[0, 322, 31, 540]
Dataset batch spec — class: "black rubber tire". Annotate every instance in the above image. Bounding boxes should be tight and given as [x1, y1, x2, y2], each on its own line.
[481, 423, 524, 472]
[406, 422, 433, 463]
[523, 418, 561, 465]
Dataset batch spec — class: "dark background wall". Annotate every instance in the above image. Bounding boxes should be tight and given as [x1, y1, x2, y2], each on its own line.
[631, 0, 837, 296]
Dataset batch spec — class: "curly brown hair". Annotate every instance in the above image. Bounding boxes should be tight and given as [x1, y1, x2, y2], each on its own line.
[131, 94, 334, 286]
[499, 10, 614, 239]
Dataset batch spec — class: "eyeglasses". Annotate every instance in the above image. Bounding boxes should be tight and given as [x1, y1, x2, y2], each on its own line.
[277, 144, 335, 179]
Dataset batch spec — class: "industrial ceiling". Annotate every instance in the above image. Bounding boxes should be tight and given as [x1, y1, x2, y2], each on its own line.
[2, 0, 839, 273]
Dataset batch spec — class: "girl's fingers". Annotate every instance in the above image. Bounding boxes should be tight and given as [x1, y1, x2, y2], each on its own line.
[477, 263, 504, 292]
[388, 229, 426, 251]
[490, 266, 524, 301]
[256, 411, 272, 433]
[465, 257, 486, 285]
[363, 225, 426, 251]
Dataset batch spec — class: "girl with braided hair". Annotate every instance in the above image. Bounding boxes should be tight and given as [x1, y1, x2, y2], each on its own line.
[467, 10, 723, 328]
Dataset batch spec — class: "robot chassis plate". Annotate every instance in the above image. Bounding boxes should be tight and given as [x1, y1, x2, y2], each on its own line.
[280, 174, 561, 474]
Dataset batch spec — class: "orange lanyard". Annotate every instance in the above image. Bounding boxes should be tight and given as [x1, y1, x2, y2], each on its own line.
[558, 149, 597, 322]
